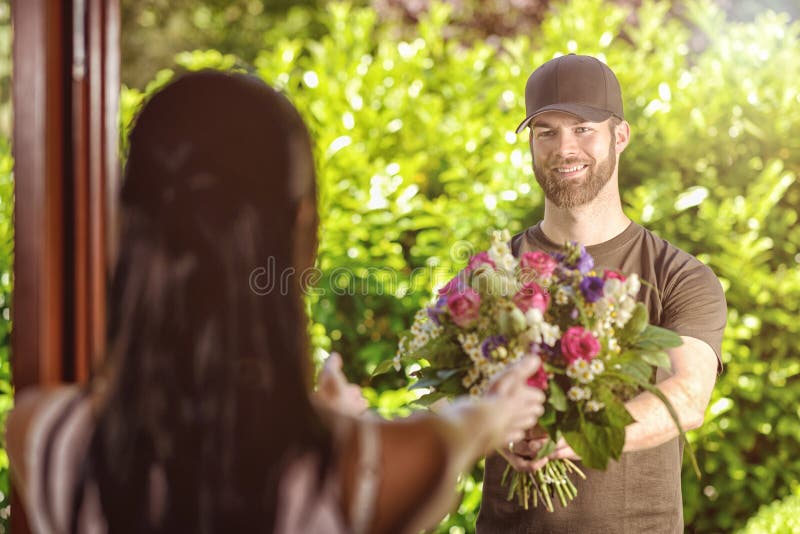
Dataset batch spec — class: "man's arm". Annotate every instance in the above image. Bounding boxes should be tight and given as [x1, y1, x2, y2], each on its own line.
[505, 335, 718, 468]
[620, 335, 717, 451]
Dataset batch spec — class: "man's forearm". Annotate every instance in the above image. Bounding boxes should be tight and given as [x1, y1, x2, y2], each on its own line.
[622, 374, 707, 452]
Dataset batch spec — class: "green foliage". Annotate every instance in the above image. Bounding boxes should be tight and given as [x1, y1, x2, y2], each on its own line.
[0, 138, 13, 530]
[738, 487, 800, 534]
[116, 0, 799, 531]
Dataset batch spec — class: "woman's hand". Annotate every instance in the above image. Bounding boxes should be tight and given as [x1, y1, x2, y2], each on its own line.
[480, 356, 547, 453]
[313, 352, 369, 417]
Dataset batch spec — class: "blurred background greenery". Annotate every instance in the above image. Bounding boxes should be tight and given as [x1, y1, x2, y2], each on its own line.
[2, 0, 800, 532]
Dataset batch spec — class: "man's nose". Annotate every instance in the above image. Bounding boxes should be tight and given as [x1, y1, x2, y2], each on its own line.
[555, 131, 579, 158]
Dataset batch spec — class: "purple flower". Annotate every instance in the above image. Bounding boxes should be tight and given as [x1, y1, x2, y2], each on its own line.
[579, 276, 605, 303]
[576, 245, 594, 274]
[427, 295, 448, 325]
[481, 335, 508, 359]
[438, 274, 466, 296]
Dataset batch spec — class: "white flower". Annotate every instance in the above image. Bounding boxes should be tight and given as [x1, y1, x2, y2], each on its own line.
[525, 307, 544, 326]
[586, 400, 605, 412]
[541, 323, 561, 346]
[603, 278, 623, 299]
[625, 273, 641, 296]
[590, 359, 605, 375]
[567, 386, 585, 401]
[568, 359, 595, 383]
[568, 386, 592, 401]
[577, 369, 595, 384]
[555, 288, 570, 305]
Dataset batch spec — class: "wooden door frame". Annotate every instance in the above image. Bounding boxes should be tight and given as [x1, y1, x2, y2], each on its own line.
[11, 0, 119, 530]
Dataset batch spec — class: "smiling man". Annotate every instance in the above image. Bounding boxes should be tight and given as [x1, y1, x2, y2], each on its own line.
[475, 54, 728, 533]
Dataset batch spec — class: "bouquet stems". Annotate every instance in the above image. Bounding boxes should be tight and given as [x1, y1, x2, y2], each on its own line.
[502, 459, 586, 512]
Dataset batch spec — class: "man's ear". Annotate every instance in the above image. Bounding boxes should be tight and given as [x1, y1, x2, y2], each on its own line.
[615, 120, 631, 154]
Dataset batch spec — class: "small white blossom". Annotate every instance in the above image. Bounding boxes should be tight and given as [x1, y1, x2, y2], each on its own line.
[590, 359, 605, 375]
[577, 369, 595, 384]
[567, 386, 585, 401]
[603, 278, 623, 299]
[586, 400, 605, 412]
[555, 288, 570, 305]
[625, 273, 641, 296]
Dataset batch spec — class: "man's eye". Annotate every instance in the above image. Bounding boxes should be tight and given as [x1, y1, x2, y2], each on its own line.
[575, 127, 592, 133]
[536, 131, 554, 138]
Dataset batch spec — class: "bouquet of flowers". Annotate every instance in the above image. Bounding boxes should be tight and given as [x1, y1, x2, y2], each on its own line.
[375, 230, 694, 511]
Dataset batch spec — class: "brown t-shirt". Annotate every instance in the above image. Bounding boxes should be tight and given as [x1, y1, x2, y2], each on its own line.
[477, 221, 727, 534]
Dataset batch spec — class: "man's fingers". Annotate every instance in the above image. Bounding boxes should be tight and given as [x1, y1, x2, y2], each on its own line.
[498, 448, 540, 473]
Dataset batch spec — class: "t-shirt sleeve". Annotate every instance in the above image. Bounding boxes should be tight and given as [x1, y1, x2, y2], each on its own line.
[660, 260, 727, 369]
[26, 389, 93, 534]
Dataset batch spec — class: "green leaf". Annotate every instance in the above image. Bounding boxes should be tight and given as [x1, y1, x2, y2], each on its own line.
[371, 358, 397, 377]
[619, 359, 652, 383]
[412, 391, 447, 407]
[620, 302, 649, 344]
[548, 380, 568, 412]
[595, 386, 636, 429]
[639, 350, 672, 370]
[634, 325, 684, 351]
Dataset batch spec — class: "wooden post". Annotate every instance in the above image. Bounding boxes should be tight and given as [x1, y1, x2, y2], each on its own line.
[11, 0, 119, 529]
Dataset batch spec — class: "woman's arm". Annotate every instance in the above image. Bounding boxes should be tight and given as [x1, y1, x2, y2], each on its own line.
[338, 356, 545, 534]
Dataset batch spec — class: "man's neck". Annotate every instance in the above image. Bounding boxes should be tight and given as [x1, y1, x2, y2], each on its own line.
[540, 186, 630, 247]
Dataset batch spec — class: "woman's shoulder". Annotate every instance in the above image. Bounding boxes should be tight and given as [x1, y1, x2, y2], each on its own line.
[10, 386, 96, 533]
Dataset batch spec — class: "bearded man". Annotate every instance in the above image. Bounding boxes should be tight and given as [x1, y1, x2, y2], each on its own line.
[476, 54, 727, 534]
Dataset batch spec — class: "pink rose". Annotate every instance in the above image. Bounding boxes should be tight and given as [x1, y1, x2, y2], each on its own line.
[513, 282, 550, 313]
[520, 251, 558, 278]
[438, 273, 466, 296]
[466, 252, 496, 274]
[446, 287, 481, 328]
[560, 326, 601, 363]
[526, 366, 550, 390]
[603, 269, 627, 282]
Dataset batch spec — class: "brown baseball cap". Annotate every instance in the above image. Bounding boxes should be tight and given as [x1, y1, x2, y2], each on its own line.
[515, 54, 624, 133]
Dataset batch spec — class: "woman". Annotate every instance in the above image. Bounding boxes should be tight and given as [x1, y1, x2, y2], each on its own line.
[6, 71, 545, 534]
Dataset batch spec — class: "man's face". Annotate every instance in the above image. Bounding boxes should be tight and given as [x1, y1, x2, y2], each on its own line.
[529, 111, 619, 208]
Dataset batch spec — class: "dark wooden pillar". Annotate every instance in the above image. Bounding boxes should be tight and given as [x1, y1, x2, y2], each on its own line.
[11, 0, 119, 529]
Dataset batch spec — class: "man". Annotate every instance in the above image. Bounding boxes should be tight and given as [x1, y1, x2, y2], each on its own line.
[476, 54, 727, 533]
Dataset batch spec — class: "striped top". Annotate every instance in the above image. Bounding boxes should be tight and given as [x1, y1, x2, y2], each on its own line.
[26, 388, 380, 534]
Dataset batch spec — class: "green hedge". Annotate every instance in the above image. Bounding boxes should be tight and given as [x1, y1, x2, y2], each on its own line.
[145, 3, 800, 531]
[738, 488, 800, 534]
[0, 139, 13, 531]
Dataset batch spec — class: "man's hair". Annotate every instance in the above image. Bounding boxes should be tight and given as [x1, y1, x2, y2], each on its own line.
[609, 116, 623, 134]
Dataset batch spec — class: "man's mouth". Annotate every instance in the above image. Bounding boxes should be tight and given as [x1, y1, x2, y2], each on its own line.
[555, 164, 588, 175]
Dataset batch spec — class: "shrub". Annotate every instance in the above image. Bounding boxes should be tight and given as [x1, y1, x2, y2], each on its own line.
[116, 0, 800, 531]
[738, 488, 800, 534]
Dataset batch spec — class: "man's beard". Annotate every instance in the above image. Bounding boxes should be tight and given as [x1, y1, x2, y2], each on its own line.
[533, 139, 616, 208]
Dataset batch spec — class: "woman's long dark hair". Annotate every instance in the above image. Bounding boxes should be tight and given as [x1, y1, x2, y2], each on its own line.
[83, 71, 332, 533]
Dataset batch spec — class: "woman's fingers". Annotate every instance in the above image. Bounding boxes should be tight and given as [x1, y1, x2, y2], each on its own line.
[488, 355, 541, 395]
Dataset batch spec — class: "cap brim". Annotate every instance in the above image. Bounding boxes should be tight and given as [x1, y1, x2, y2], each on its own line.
[514, 103, 616, 134]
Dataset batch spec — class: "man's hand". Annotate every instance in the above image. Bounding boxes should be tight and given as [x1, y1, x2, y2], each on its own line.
[501, 427, 581, 473]
[314, 352, 369, 416]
